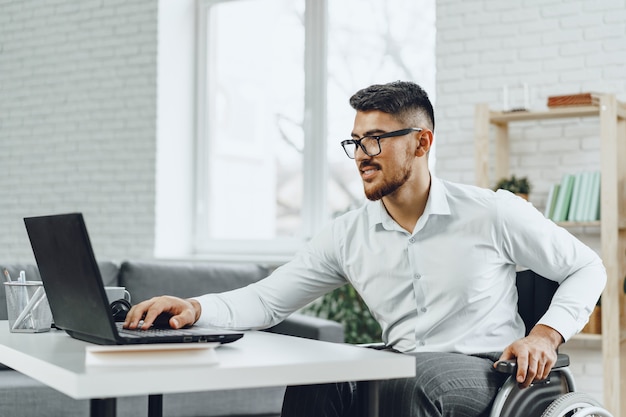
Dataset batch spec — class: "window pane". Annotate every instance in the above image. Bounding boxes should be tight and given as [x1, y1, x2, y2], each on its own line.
[326, 0, 436, 217]
[204, 0, 305, 241]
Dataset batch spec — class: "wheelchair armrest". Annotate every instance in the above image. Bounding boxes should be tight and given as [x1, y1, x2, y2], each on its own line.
[495, 353, 570, 374]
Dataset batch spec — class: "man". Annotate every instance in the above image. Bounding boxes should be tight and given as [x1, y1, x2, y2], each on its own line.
[125, 81, 606, 417]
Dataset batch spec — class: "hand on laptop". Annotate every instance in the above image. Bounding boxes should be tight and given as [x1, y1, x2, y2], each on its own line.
[123, 296, 202, 330]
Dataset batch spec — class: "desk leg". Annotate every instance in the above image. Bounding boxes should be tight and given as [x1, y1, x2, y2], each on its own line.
[148, 394, 163, 417]
[90, 398, 116, 417]
[357, 380, 380, 417]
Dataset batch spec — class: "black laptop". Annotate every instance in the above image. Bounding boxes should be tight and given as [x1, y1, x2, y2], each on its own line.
[24, 213, 243, 345]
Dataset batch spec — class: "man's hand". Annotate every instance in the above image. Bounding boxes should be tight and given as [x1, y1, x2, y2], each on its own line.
[495, 324, 563, 388]
[123, 296, 202, 330]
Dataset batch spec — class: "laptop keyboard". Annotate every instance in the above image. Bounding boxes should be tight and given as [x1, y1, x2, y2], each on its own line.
[116, 323, 194, 338]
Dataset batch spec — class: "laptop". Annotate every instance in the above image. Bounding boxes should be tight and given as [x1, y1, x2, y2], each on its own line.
[24, 213, 244, 346]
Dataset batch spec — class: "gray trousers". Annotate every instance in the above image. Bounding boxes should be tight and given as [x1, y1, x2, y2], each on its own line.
[281, 351, 507, 417]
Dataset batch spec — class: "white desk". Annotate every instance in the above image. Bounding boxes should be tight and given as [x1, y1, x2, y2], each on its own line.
[0, 322, 415, 417]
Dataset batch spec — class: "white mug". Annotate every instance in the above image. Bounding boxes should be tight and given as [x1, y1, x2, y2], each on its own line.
[104, 286, 131, 304]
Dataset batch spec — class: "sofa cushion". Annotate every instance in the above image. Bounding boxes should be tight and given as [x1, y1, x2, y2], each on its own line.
[119, 260, 269, 303]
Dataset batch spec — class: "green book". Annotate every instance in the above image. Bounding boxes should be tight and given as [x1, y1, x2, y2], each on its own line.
[552, 174, 575, 222]
[567, 172, 584, 222]
[587, 171, 601, 221]
[577, 172, 592, 221]
[574, 172, 590, 221]
[544, 184, 560, 219]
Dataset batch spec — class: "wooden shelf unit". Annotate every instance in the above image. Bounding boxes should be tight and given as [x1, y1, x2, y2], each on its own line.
[474, 95, 626, 416]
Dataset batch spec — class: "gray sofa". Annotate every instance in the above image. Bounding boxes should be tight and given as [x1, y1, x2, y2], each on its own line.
[0, 260, 344, 417]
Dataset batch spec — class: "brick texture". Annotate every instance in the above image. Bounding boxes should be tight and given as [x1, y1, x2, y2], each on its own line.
[0, 0, 158, 262]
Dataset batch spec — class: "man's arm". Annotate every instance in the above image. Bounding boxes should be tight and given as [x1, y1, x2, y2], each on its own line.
[495, 192, 606, 387]
[126, 224, 347, 331]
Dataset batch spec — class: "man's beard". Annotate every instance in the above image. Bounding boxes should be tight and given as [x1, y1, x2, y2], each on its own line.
[363, 163, 413, 201]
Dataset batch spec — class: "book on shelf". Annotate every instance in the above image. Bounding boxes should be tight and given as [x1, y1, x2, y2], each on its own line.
[566, 173, 584, 222]
[547, 171, 600, 223]
[544, 184, 560, 220]
[547, 92, 600, 108]
[551, 174, 575, 222]
[587, 171, 601, 221]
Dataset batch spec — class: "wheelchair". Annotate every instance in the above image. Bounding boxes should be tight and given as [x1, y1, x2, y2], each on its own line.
[359, 269, 613, 417]
[488, 269, 612, 417]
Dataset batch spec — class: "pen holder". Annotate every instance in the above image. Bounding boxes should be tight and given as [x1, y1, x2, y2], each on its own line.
[4, 281, 53, 333]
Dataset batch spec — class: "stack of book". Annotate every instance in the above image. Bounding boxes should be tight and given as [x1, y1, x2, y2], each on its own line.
[544, 171, 601, 223]
[547, 93, 600, 108]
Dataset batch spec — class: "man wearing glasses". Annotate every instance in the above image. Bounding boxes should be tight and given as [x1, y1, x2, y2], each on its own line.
[126, 81, 605, 417]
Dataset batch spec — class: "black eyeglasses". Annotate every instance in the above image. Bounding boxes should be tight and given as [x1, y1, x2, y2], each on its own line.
[340, 128, 423, 159]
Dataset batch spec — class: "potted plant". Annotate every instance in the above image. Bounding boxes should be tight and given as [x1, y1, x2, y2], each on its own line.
[494, 175, 532, 200]
[301, 285, 382, 344]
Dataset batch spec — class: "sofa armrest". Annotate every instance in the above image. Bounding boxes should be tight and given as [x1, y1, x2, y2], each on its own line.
[266, 313, 344, 343]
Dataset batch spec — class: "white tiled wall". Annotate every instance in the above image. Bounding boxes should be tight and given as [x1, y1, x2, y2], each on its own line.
[0, 0, 158, 263]
[435, 0, 626, 406]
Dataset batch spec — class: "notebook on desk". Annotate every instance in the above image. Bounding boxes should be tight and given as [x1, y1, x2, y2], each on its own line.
[24, 213, 243, 346]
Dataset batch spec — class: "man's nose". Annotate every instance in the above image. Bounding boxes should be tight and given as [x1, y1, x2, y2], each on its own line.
[354, 144, 369, 161]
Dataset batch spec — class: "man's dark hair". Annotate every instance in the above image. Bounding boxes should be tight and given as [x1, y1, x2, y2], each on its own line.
[349, 81, 435, 132]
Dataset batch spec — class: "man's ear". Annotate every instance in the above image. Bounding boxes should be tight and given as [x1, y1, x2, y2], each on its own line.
[415, 130, 434, 156]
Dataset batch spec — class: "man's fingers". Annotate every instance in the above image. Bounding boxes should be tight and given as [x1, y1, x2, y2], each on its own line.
[537, 361, 549, 381]
[122, 296, 197, 330]
[517, 354, 555, 387]
[515, 354, 529, 385]
[519, 358, 538, 387]
[495, 347, 515, 369]
[123, 298, 164, 329]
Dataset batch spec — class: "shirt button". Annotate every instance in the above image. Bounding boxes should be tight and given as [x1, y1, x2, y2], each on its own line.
[419, 340, 426, 346]
[421, 307, 427, 313]
[409, 237, 416, 244]
[415, 274, 421, 280]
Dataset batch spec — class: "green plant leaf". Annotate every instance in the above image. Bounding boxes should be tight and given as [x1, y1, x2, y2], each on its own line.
[301, 285, 382, 344]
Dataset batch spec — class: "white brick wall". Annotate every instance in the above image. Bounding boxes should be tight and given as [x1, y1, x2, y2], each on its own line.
[435, 0, 626, 406]
[0, 0, 158, 263]
[435, 0, 626, 193]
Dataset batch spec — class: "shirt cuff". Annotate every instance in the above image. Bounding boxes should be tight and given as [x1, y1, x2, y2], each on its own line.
[537, 303, 592, 342]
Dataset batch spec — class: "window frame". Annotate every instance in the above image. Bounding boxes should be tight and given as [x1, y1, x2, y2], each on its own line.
[193, 0, 328, 263]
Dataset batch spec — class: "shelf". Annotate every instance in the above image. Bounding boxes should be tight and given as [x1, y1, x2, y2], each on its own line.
[489, 105, 601, 123]
[557, 221, 601, 228]
[475, 94, 626, 416]
[488, 100, 626, 123]
[570, 332, 602, 342]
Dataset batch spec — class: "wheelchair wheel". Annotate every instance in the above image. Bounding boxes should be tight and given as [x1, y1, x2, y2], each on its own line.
[541, 392, 613, 417]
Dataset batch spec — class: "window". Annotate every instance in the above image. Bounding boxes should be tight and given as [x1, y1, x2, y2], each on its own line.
[195, 0, 435, 262]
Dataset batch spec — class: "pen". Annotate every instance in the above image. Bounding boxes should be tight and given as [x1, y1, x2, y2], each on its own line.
[2, 269, 12, 283]
[16, 271, 29, 326]
[12, 286, 46, 330]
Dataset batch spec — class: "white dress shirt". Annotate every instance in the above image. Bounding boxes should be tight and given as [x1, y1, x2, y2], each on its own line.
[195, 176, 606, 354]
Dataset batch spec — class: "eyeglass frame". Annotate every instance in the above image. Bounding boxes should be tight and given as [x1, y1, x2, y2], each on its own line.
[340, 128, 423, 159]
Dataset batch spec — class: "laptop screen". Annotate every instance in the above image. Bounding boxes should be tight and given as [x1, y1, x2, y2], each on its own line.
[24, 213, 118, 344]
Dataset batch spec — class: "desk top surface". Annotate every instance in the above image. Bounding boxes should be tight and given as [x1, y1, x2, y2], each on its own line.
[0, 321, 415, 399]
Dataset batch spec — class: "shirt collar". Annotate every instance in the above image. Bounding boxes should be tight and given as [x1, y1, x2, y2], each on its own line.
[366, 175, 451, 231]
